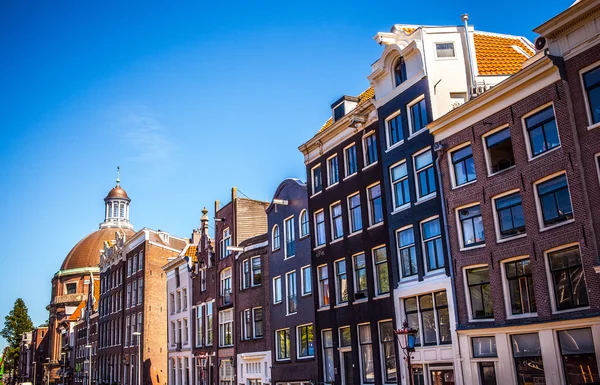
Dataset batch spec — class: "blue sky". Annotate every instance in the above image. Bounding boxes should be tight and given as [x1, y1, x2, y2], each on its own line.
[0, 0, 568, 348]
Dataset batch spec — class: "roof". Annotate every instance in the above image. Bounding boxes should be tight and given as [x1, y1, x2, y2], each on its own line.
[105, 185, 130, 201]
[185, 245, 198, 257]
[318, 87, 375, 133]
[68, 302, 85, 321]
[473, 32, 535, 76]
[61, 227, 136, 270]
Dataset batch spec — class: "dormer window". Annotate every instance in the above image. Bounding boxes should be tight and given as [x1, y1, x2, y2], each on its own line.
[331, 96, 359, 122]
[394, 57, 407, 86]
[333, 103, 345, 122]
[435, 43, 455, 58]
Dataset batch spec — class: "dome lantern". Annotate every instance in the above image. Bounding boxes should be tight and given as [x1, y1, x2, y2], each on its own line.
[100, 167, 133, 230]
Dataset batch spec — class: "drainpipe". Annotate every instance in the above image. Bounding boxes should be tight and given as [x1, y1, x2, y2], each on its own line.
[434, 143, 464, 384]
[462, 14, 477, 100]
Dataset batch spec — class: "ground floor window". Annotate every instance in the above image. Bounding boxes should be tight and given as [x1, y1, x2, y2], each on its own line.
[412, 365, 425, 385]
[478, 362, 497, 385]
[558, 328, 599, 384]
[511, 333, 544, 385]
[247, 380, 261, 385]
[430, 368, 454, 385]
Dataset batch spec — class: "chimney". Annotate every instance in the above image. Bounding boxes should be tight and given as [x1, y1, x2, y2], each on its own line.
[232, 187, 237, 201]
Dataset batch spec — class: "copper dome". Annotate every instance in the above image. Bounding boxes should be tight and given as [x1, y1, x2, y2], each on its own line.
[60, 227, 136, 271]
[105, 186, 130, 201]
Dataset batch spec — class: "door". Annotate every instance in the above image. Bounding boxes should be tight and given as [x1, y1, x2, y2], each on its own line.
[341, 350, 355, 385]
[431, 369, 454, 385]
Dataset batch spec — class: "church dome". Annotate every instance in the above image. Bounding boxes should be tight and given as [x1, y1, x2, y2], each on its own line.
[105, 186, 130, 201]
[61, 227, 135, 271]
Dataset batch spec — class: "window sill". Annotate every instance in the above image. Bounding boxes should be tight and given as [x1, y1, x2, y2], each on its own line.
[362, 162, 378, 172]
[391, 204, 411, 215]
[415, 194, 437, 205]
[540, 219, 575, 232]
[310, 191, 322, 199]
[326, 182, 339, 190]
[408, 127, 427, 140]
[284, 255, 296, 260]
[273, 301, 282, 305]
[348, 230, 363, 238]
[299, 234, 309, 240]
[343, 173, 357, 182]
[317, 307, 330, 312]
[452, 180, 477, 190]
[506, 312, 538, 320]
[297, 355, 315, 360]
[552, 306, 590, 315]
[459, 244, 486, 252]
[334, 303, 349, 309]
[528, 145, 561, 162]
[353, 298, 368, 304]
[398, 277, 419, 285]
[286, 312, 298, 317]
[423, 270, 447, 279]
[313, 244, 326, 251]
[468, 318, 494, 323]
[487, 165, 516, 178]
[373, 294, 390, 300]
[496, 233, 528, 244]
[587, 122, 600, 130]
[367, 222, 385, 231]
[385, 140, 404, 153]
[301, 292, 312, 297]
[330, 237, 344, 245]
[275, 358, 291, 362]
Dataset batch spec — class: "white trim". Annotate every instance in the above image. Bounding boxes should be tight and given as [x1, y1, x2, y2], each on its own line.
[333, 257, 348, 306]
[313, 209, 326, 247]
[362, 130, 378, 169]
[407, 95, 426, 136]
[356, 322, 373, 385]
[347, 191, 363, 236]
[326, 153, 340, 189]
[317, 264, 330, 310]
[412, 146, 436, 202]
[462, 264, 493, 322]
[274, 328, 291, 361]
[490, 189, 526, 243]
[521, 102, 561, 161]
[454, 202, 485, 251]
[310, 163, 322, 197]
[343, 142, 358, 179]
[329, 200, 344, 241]
[271, 224, 281, 251]
[283, 215, 295, 259]
[419, 215, 444, 273]
[385, 109, 404, 150]
[296, 323, 315, 359]
[389, 159, 411, 210]
[578, 60, 600, 128]
[272, 276, 282, 304]
[595, 152, 600, 188]
[499, 255, 538, 320]
[396, 224, 418, 282]
[366, 181, 383, 227]
[285, 270, 297, 316]
[300, 265, 312, 296]
[447, 141, 474, 189]
[299, 209, 309, 239]
[434, 41, 457, 60]
[533, 170, 574, 231]
[371, 244, 389, 296]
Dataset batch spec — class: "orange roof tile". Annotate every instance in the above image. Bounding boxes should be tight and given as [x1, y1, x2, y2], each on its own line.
[473, 33, 534, 76]
[185, 245, 198, 257]
[318, 87, 374, 133]
[93, 280, 100, 311]
[68, 302, 85, 321]
[399, 27, 417, 35]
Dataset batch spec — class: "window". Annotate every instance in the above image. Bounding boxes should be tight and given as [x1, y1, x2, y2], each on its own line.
[397, 227, 418, 278]
[435, 43, 455, 58]
[484, 127, 515, 174]
[505, 259, 536, 315]
[340, 326, 352, 347]
[353, 253, 368, 297]
[558, 328, 599, 383]
[133, 254, 138, 272]
[536, 174, 573, 227]
[335, 259, 348, 304]
[314, 210, 326, 247]
[466, 266, 493, 319]
[583, 66, 600, 125]
[183, 317, 189, 344]
[379, 321, 397, 383]
[348, 193, 363, 233]
[297, 324, 314, 358]
[205, 304, 213, 346]
[390, 161, 410, 209]
[138, 279, 144, 305]
[358, 324, 374, 383]
[330, 202, 343, 240]
[367, 184, 383, 226]
[139, 251, 143, 270]
[458, 204, 485, 247]
[220, 269, 232, 306]
[66, 283, 77, 294]
[250, 256, 261, 286]
[327, 155, 339, 186]
[511, 333, 544, 385]
[451, 144, 476, 186]
[300, 210, 309, 238]
[404, 291, 450, 346]
[272, 225, 281, 250]
[494, 192, 525, 239]
[525, 105, 560, 157]
[472, 337, 497, 385]
[275, 329, 291, 360]
[312, 164, 322, 195]
[273, 276, 282, 304]
[195, 305, 203, 347]
[409, 97, 428, 134]
[284, 216, 295, 258]
[421, 217, 444, 271]
[241, 259, 250, 290]
[363, 132, 378, 167]
[394, 57, 407, 86]
[322, 330, 335, 383]
[333, 103, 345, 122]
[301, 266, 312, 295]
[414, 149, 436, 199]
[344, 144, 358, 177]
[548, 246, 588, 311]
[242, 309, 251, 340]
[286, 272, 297, 314]
[218, 309, 233, 347]
[252, 308, 263, 338]
[318, 265, 330, 308]
[373, 246, 390, 295]
[220, 228, 231, 259]
[386, 113, 403, 147]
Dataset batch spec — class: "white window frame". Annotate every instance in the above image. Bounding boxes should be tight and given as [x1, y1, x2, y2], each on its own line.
[242, 309, 251, 341]
[389, 159, 411, 212]
[334, 257, 348, 306]
[317, 264, 330, 310]
[252, 307, 263, 339]
[220, 227, 231, 259]
[447, 141, 476, 189]
[413, 146, 436, 201]
[285, 270, 297, 315]
[500, 255, 537, 320]
[273, 276, 282, 304]
[533, 171, 575, 232]
[343, 143, 358, 179]
[299, 209, 309, 238]
[218, 309, 233, 347]
[283, 215, 296, 259]
[329, 201, 344, 242]
[362, 131, 378, 170]
[347, 191, 363, 235]
[462, 264, 493, 322]
[378, 320, 397, 384]
[250, 256, 261, 287]
[296, 323, 315, 359]
[301, 265, 312, 296]
[455, 202, 485, 251]
[195, 304, 204, 348]
[407, 95, 427, 136]
[272, 224, 281, 251]
[372, 245, 390, 297]
[579, 60, 600, 130]
[434, 42, 456, 59]
[311, 164, 323, 197]
[482, 124, 515, 177]
[396, 224, 418, 281]
[366, 182, 383, 228]
[385, 109, 404, 150]
[491, 189, 527, 243]
[521, 102, 561, 161]
[326, 154, 340, 188]
[357, 322, 375, 384]
[314, 209, 326, 248]
[275, 328, 291, 361]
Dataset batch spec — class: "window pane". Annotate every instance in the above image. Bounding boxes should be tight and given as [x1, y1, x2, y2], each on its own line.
[415, 151, 433, 170]
[472, 337, 497, 358]
[511, 333, 541, 357]
[340, 327, 351, 347]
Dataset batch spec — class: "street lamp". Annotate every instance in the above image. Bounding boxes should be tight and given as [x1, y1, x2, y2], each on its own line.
[132, 332, 141, 385]
[394, 320, 418, 385]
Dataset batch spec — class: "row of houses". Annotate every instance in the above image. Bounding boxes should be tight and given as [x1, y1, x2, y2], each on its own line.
[17, 1, 600, 385]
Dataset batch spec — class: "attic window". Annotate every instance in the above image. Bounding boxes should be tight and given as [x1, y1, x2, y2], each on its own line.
[436, 43, 455, 58]
[394, 57, 407, 86]
[66, 283, 77, 294]
[333, 103, 345, 122]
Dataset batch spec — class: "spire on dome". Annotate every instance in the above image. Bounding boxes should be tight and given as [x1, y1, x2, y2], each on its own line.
[116, 166, 121, 187]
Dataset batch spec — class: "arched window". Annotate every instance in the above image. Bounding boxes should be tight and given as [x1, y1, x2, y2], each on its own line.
[394, 57, 407, 87]
[300, 210, 309, 238]
[112, 202, 118, 218]
[272, 225, 281, 251]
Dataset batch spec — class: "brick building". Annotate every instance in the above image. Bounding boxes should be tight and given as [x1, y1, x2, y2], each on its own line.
[298, 89, 398, 385]
[234, 234, 270, 385]
[266, 179, 316, 385]
[428, 2, 600, 384]
[30, 326, 49, 385]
